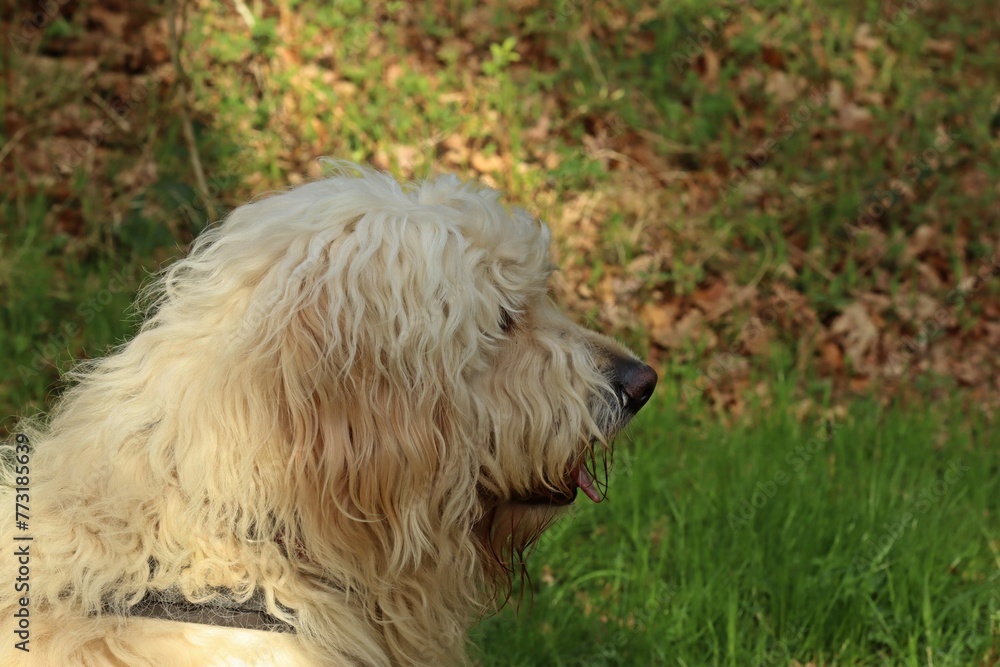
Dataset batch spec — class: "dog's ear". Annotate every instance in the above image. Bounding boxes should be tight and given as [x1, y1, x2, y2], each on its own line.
[258, 209, 488, 586]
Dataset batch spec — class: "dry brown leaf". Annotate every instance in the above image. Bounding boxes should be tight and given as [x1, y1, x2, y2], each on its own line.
[838, 103, 873, 132]
[764, 71, 801, 105]
[954, 356, 989, 386]
[858, 292, 891, 315]
[372, 144, 420, 173]
[470, 151, 504, 174]
[641, 302, 679, 349]
[702, 47, 720, 86]
[761, 45, 785, 69]
[924, 38, 957, 57]
[827, 79, 847, 111]
[853, 23, 881, 51]
[738, 318, 771, 356]
[673, 309, 717, 349]
[333, 80, 359, 97]
[820, 340, 844, 371]
[384, 63, 403, 88]
[626, 255, 657, 276]
[830, 302, 879, 370]
[892, 292, 941, 325]
[524, 115, 551, 143]
[852, 50, 876, 91]
[692, 280, 730, 314]
[915, 261, 945, 292]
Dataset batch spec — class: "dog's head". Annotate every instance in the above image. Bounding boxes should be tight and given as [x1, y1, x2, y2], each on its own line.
[176, 163, 655, 613]
[469, 268, 657, 590]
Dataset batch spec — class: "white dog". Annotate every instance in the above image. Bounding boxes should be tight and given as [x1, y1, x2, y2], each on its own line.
[1, 163, 656, 666]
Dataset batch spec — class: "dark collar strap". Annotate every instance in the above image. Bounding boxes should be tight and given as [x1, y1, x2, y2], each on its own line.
[116, 590, 297, 634]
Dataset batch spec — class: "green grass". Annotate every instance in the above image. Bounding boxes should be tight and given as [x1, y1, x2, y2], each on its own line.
[0, 197, 145, 423]
[471, 376, 999, 666]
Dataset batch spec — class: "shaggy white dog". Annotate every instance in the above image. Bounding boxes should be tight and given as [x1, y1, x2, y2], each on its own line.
[1, 163, 656, 666]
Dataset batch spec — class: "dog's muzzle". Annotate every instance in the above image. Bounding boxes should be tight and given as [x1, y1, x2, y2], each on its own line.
[510, 355, 657, 507]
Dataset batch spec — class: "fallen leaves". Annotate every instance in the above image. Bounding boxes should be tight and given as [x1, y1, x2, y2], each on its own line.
[830, 302, 880, 372]
[3, 0, 997, 417]
[470, 150, 505, 174]
[641, 302, 680, 349]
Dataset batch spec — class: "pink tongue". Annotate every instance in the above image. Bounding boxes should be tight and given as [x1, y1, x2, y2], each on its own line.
[577, 467, 602, 503]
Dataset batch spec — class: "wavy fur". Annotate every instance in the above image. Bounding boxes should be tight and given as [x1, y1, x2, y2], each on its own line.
[1, 163, 647, 666]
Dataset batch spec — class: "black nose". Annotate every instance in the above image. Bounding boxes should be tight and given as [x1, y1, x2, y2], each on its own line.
[611, 356, 657, 414]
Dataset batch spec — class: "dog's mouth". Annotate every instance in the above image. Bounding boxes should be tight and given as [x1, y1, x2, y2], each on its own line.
[508, 465, 603, 506]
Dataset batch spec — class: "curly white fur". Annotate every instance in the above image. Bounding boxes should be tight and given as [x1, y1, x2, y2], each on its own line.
[1, 163, 651, 666]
